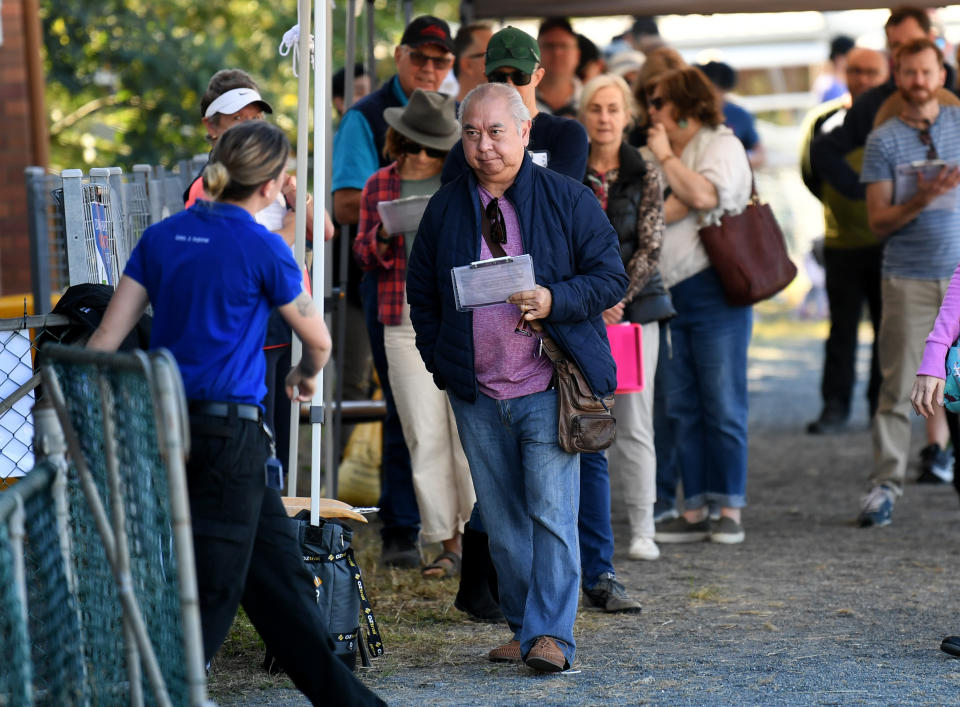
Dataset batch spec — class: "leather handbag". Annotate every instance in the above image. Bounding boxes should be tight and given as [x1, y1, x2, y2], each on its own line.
[479, 198, 616, 454]
[539, 335, 617, 454]
[698, 175, 797, 307]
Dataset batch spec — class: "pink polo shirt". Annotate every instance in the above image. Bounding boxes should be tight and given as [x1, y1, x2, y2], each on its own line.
[472, 186, 553, 400]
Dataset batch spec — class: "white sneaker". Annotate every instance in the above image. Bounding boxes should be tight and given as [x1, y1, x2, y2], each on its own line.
[628, 536, 660, 560]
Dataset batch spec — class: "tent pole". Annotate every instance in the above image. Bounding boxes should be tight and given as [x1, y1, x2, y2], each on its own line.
[289, 0, 313, 498]
[311, 0, 331, 527]
[331, 0, 359, 480]
[366, 0, 378, 91]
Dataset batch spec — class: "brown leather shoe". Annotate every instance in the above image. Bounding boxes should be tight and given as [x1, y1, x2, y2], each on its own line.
[524, 636, 568, 672]
[488, 639, 522, 662]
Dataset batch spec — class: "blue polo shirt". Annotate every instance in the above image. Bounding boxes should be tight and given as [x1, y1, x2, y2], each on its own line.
[332, 76, 408, 192]
[124, 201, 303, 406]
[861, 106, 960, 279]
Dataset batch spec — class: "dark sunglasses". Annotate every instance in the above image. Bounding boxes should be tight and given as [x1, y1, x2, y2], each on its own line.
[406, 49, 454, 70]
[400, 139, 448, 159]
[647, 95, 666, 111]
[487, 69, 533, 86]
[919, 120, 939, 160]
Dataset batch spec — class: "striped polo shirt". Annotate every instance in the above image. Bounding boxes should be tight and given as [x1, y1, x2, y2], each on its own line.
[861, 105, 960, 279]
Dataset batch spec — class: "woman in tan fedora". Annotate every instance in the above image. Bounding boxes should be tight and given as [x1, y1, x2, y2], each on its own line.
[353, 90, 474, 578]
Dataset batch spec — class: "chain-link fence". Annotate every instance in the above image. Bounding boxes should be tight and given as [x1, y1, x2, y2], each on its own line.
[0, 346, 206, 705]
[24, 160, 203, 314]
[0, 315, 71, 490]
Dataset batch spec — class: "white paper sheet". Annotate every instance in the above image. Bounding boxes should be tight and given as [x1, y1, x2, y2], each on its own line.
[451, 254, 536, 311]
[894, 160, 959, 212]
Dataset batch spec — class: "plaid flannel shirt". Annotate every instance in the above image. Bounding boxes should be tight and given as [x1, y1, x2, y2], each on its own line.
[353, 163, 407, 325]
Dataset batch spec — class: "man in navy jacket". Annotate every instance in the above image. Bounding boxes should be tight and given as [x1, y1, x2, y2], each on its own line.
[407, 82, 626, 672]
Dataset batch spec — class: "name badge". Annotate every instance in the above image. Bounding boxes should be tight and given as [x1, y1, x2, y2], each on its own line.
[528, 150, 549, 168]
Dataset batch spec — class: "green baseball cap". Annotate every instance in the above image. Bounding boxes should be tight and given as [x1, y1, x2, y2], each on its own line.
[485, 26, 540, 76]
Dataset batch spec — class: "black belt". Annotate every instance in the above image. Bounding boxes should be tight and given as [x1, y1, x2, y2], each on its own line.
[188, 401, 261, 422]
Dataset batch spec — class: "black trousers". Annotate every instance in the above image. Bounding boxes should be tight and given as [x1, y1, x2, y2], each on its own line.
[820, 245, 884, 418]
[186, 412, 383, 706]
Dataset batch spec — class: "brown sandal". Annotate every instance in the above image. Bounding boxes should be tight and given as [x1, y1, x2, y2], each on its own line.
[421, 550, 461, 578]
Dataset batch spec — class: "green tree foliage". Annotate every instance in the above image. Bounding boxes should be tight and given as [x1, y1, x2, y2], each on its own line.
[41, 0, 455, 170]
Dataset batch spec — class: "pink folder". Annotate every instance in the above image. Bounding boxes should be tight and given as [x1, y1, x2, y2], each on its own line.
[606, 323, 644, 393]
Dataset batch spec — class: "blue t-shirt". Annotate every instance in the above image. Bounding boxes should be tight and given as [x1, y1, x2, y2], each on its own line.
[124, 201, 303, 406]
[723, 101, 759, 152]
[861, 106, 960, 279]
[332, 77, 408, 192]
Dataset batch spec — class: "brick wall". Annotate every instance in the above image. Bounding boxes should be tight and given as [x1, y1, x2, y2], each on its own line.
[0, 0, 43, 297]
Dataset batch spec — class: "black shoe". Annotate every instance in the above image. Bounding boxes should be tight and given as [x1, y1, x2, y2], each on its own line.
[582, 572, 642, 614]
[380, 530, 420, 569]
[941, 636, 960, 657]
[805, 407, 848, 435]
[917, 443, 954, 484]
[453, 525, 504, 623]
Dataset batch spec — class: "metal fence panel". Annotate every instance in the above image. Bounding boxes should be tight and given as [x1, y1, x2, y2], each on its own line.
[0, 315, 70, 489]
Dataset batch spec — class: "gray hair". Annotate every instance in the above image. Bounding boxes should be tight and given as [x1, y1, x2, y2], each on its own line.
[458, 82, 531, 134]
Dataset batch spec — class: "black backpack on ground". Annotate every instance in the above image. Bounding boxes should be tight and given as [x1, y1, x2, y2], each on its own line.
[263, 511, 382, 673]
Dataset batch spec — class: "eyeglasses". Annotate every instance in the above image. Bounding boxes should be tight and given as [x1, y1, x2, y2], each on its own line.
[919, 120, 939, 160]
[647, 95, 666, 111]
[400, 138, 448, 159]
[405, 49, 454, 70]
[487, 69, 533, 86]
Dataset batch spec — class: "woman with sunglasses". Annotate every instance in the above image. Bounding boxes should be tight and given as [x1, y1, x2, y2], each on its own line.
[354, 90, 474, 579]
[579, 74, 673, 562]
[642, 66, 753, 546]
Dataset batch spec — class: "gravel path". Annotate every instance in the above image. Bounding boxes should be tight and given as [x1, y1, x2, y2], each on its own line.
[215, 318, 960, 705]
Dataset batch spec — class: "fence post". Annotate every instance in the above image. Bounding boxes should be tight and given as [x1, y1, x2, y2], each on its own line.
[108, 167, 131, 273]
[145, 166, 163, 224]
[26, 166, 52, 314]
[61, 169, 89, 286]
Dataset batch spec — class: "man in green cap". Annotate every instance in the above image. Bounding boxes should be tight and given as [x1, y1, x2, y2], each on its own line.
[441, 25, 588, 183]
[441, 26, 643, 625]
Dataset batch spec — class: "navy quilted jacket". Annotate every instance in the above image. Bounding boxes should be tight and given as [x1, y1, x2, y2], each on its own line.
[406, 153, 628, 402]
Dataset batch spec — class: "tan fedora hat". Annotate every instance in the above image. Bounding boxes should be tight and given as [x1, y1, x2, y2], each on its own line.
[383, 90, 460, 151]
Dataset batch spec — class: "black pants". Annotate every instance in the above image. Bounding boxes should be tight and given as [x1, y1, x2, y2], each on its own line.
[186, 412, 383, 706]
[820, 245, 883, 418]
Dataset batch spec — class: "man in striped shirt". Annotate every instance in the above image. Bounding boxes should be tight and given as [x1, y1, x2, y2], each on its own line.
[858, 38, 960, 527]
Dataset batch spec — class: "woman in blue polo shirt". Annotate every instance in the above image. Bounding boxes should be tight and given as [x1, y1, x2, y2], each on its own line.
[88, 121, 382, 706]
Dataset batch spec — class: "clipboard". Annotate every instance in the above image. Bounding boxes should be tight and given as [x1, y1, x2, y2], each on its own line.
[376, 195, 431, 235]
[451, 254, 536, 311]
[894, 159, 959, 211]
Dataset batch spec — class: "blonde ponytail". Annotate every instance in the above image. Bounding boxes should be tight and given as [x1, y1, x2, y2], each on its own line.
[202, 162, 231, 200]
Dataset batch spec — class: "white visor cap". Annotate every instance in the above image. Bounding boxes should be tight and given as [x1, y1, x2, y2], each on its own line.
[204, 87, 273, 118]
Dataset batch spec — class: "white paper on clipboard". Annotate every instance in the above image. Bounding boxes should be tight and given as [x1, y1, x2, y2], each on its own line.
[451, 254, 536, 311]
[894, 160, 960, 211]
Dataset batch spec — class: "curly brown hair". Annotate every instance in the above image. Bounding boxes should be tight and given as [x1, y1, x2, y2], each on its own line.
[645, 66, 723, 128]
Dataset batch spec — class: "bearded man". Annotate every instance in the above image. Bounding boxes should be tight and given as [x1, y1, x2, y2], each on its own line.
[856, 37, 960, 527]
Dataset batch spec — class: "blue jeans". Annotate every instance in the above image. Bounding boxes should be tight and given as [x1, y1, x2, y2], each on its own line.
[449, 389, 580, 665]
[359, 273, 420, 539]
[661, 268, 751, 510]
[578, 452, 615, 587]
[470, 452, 614, 589]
